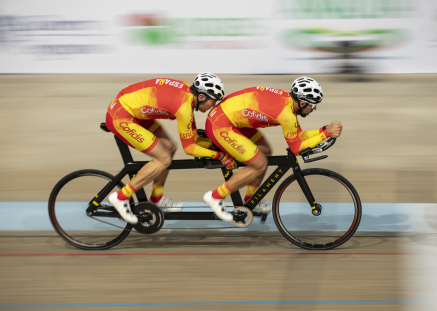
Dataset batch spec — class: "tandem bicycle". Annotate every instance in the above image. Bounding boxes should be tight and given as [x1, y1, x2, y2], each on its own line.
[48, 123, 362, 250]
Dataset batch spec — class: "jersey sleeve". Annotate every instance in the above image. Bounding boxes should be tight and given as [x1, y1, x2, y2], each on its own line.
[297, 126, 329, 140]
[278, 109, 330, 156]
[175, 101, 220, 159]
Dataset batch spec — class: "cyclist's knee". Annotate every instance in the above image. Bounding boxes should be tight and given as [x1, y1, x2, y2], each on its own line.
[249, 153, 267, 174]
[147, 142, 173, 169]
[158, 152, 172, 169]
[158, 137, 177, 156]
[257, 140, 272, 157]
[262, 146, 272, 157]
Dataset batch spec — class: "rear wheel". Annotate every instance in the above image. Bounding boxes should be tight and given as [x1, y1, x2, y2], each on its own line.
[272, 168, 361, 250]
[48, 169, 133, 250]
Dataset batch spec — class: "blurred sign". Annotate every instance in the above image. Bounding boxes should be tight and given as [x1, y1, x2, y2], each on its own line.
[0, 0, 436, 73]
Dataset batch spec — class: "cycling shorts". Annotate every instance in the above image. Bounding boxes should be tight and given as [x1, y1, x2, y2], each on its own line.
[206, 105, 262, 164]
[106, 100, 162, 153]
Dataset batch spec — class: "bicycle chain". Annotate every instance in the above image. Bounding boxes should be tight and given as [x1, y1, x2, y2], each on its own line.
[88, 205, 255, 232]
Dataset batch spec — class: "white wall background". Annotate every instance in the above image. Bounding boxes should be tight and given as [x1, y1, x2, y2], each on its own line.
[0, 0, 436, 74]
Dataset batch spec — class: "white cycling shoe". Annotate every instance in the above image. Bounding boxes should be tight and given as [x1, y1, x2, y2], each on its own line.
[253, 201, 272, 214]
[154, 196, 183, 212]
[108, 192, 138, 225]
[203, 191, 233, 222]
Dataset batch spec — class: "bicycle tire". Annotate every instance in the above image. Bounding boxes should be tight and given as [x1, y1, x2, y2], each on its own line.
[272, 168, 361, 250]
[48, 169, 133, 250]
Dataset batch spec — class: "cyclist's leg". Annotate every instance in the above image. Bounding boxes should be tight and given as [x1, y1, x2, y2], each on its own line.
[147, 127, 183, 210]
[237, 129, 272, 212]
[105, 103, 173, 222]
[129, 141, 173, 190]
[205, 126, 268, 219]
[204, 107, 268, 220]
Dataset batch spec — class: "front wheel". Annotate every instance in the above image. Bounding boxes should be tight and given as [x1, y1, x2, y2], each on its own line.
[272, 168, 361, 250]
[48, 169, 133, 250]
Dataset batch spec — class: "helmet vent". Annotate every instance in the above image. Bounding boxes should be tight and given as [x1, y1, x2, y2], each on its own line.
[192, 72, 225, 101]
[290, 76, 323, 104]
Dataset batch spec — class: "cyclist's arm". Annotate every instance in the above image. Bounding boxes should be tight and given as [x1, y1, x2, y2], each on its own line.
[190, 115, 214, 149]
[298, 126, 329, 140]
[278, 110, 329, 156]
[175, 101, 220, 159]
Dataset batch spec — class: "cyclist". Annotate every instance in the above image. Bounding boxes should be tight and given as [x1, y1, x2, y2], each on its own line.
[203, 76, 343, 222]
[106, 73, 237, 224]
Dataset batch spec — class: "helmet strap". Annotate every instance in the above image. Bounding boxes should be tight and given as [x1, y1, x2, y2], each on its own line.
[195, 94, 210, 111]
[296, 100, 309, 117]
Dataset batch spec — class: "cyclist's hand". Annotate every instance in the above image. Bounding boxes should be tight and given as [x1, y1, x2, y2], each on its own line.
[327, 121, 343, 138]
[220, 153, 238, 170]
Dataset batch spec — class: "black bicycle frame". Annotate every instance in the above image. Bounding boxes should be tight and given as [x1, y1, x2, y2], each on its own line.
[86, 134, 318, 220]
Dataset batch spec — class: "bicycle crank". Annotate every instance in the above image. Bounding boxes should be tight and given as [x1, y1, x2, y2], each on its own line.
[132, 202, 165, 234]
[232, 206, 253, 228]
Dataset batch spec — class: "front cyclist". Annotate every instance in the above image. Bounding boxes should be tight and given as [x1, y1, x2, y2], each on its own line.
[204, 76, 343, 222]
[106, 73, 236, 224]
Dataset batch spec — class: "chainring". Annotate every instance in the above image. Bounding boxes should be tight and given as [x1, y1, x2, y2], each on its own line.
[132, 202, 165, 234]
[232, 206, 253, 228]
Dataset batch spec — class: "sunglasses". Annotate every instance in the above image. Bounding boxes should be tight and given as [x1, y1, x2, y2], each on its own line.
[302, 101, 317, 109]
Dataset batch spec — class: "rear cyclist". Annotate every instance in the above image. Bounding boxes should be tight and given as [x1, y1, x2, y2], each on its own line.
[106, 73, 236, 224]
[204, 76, 343, 221]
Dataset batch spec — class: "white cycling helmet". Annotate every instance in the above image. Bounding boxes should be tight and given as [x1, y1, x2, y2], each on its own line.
[192, 72, 225, 100]
[291, 76, 323, 104]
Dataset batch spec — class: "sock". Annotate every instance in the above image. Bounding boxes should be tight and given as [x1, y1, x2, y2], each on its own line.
[150, 182, 164, 203]
[244, 184, 260, 203]
[212, 182, 234, 200]
[117, 182, 137, 201]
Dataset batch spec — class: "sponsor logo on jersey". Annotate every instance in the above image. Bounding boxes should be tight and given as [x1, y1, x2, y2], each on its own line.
[155, 78, 184, 89]
[141, 106, 170, 115]
[209, 108, 218, 118]
[256, 86, 283, 95]
[119, 122, 145, 143]
[220, 131, 246, 154]
[285, 132, 297, 139]
[110, 100, 117, 110]
[242, 109, 269, 122]
[180, 132, 193, 139]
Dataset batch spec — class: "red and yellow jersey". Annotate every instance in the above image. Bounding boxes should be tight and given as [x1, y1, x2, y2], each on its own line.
[219, 86, 330, 155]
[115, 78, 218, 159]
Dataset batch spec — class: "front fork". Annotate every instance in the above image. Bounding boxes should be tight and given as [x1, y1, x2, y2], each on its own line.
[292, 162, 321, 216]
